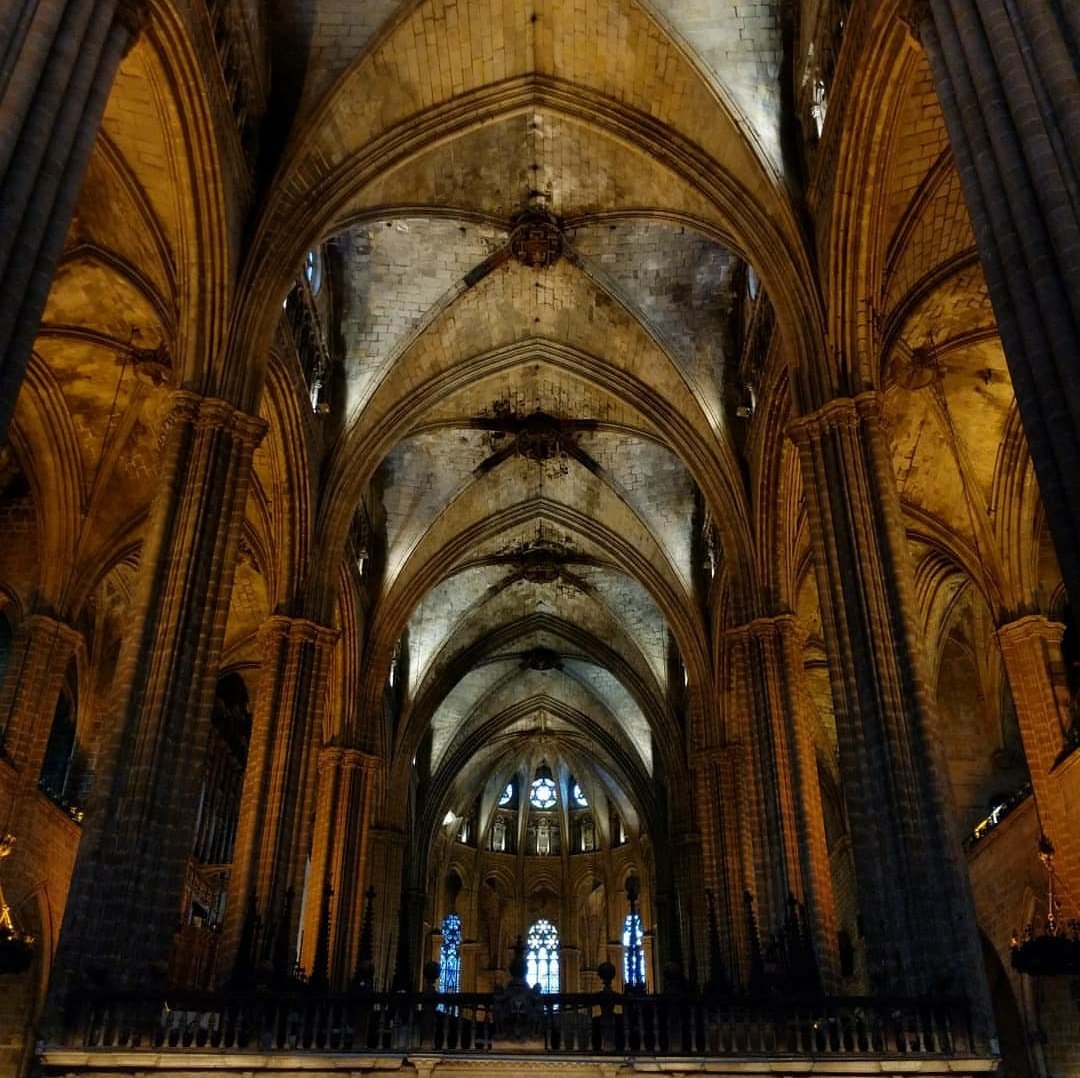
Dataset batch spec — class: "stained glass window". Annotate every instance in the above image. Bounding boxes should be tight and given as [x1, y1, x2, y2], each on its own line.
[438, 913, 462, 993]
[530, 776, 556, 809]
[622, 913, 645, 989]
[526, 919, 559, 993]
[572, 782, 588, 807]
[498, 782, 514, 806]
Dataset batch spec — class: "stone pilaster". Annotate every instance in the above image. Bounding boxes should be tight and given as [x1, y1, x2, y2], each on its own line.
[916, 0, 1080, 610]
[298, 746, 379, 988]
[997, 615, 1079, 891]
[0, 0, 145, 443]
[220, 616, 338, 977]
[789, 393, 988, 1013]
[0, 613, 81, 779]
[45, 391, 264, 1013]
[726, 614, 839, 988]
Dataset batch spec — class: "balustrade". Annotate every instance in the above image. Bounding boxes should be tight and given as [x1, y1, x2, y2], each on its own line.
[63, 988, 977, 1060]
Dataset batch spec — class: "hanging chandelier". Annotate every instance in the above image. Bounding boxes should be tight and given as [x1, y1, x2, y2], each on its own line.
[0, 835, 34, 975]
[1010, 835, 1080, 976]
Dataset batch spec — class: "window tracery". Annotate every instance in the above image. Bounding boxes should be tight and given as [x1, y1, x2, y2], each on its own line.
[529, 776, 556, 809]
[526, 918, 559, 993]
[438, 913, 461, 993]
[623, 912, 645, 989]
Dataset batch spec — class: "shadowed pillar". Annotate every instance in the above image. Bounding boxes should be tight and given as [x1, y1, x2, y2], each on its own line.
[727, 614, 840, 989]
[220, 615, 338, 980]
[789, 392, 989, 1017]
[44, 390, 264, 1015]
[0, 0, 145, 443]
[299, 747, 379, 987]
[915, 0, 1080, 610]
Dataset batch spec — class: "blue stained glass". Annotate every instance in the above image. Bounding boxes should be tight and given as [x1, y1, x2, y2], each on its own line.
[623, 913, 645, 989]
[530, 777, 556, 809]
[498, 782, 514, 806]
[572, 782, 588, 806]
[526, 918, 559, 993]
[438, 913, 462, 993]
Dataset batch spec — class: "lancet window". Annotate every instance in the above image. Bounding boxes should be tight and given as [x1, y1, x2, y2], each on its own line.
[438, 913, 462, 993]
[526, 919, 559, 993]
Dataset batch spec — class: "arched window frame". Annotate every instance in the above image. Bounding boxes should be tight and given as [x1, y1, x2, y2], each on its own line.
[622, 912, 646, 989]
[438, 912, 462, 993]
[525, 918, 559, 993]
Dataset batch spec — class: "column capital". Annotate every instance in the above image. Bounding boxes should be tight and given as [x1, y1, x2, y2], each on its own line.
[317, 745, 380, 774]
[23, 611, 83, 651]
[161, 390, 267, 450]
[786, 391, 882, 446]
[258, 614, 340, 650]
[725, 613, 805, 645]
[997, 613, 1065, 650]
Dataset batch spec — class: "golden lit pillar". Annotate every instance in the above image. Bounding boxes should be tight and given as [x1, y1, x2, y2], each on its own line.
[727, 614, 839, 989]
[46, 391, 265, 1008]
[997, 616, 1080, 891]
[0, 613, 81, 779]
[298, 746, 379, 987]
[789, 392, 988, 1009]
[221, 615, 338, 977]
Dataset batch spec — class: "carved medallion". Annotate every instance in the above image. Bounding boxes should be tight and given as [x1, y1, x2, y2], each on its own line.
[510, 210, 563, 269]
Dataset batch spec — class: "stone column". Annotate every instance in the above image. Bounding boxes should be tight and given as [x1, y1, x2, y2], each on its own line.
[45, 391, 264, 1012]
[366, 827, 407, 989]
[789, 393, 988, 1012]
[0, 0, 145, 443]
[727, 614, 839, 988]
[298, 746, 379, 988]
[997, 615, 1079, 890]
[0, 613, 81, 779]
[913, 0, 1080, 609]
[220, 616, 338, 978]
[692, 746, 750, 987]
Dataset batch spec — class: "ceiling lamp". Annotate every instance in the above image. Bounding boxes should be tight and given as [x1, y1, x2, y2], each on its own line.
[0, 835, 34, 975]
[1010, 835, 1080, 976]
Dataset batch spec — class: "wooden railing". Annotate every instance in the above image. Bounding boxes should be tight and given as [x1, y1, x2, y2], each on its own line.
[63, 988, 980, 1060]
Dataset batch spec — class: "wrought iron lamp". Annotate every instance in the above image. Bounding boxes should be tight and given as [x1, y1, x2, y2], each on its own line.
[0, 834, 34, 975]
[1010, 835, 1080, 976]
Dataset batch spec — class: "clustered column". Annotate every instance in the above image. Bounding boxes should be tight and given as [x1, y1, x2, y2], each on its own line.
[0, 613, 81, 780]
[0, 0, 145, 442]
[727, 615, 839, 988]
[300, 747, 379, 988]
[789, 393, 988, 1013]
[221, 616, 338, 979]
[46, 391, 265, 1011]
[997, 616, 1080, 892]
[692, 745, 750, 986]
[916, 0, 1080, 609]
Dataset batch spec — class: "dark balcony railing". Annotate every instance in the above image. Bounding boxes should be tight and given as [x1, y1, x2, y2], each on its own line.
[61, 988, 980, 1061]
